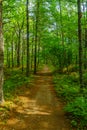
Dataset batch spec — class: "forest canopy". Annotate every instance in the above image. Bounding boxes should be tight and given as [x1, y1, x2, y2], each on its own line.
[0, 0, 87, 129]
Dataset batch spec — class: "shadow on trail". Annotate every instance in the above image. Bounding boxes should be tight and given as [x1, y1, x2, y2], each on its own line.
[37, 72, 53, 77]
[0, 66, 72, 130]
[4, 104, 61, 130]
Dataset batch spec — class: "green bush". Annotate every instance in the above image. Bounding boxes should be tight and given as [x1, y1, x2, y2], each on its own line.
[59, 85, 79, 101]
[53, 73, 87, 129]
[53, 74, 79, 101]
[4, 68, 32, 100]
[64, 96, 87, 128]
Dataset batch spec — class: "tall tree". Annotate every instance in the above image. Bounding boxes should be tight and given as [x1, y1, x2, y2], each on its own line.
[34, 0, 40, 74]
[77, 0, 83, 88]
[0, 0, 4, 103]
[26, 0, 30, 76]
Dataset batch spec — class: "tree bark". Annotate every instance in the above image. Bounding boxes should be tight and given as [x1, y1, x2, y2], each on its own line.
[17, 30, 21, 67]
[11, 35, 14, 68]
[0, 1, 4, 103]
[34, 0, 40, 74]
[26, 0, 30, 76]
[77, 0, 83, 88]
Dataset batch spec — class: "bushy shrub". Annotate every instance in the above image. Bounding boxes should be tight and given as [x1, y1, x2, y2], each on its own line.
[53, 73, 87, 129]
[59, 85, 79, 101]
[53, 74, 79, 101]
[64, 96, 87, 128]
[4, 68, 32, 100]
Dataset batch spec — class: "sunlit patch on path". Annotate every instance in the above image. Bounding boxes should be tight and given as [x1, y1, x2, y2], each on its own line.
[0, 66, 72, 130]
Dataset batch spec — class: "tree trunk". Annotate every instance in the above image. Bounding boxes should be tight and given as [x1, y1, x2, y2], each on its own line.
[21, 37, 24, 72]
[17, 30, 21, 67]
[26, 0, 30, 76]
[11, 37, 14, 68]
[37, 37, 40, 65]
[77, 0, 83, 88]
[31, 38, 34, 70]
[34, 0, 40, 74]
[0, 1, 4, 103]
[84, 28, 87, 69]
[59, 0, 64, 45]
[59, 0, 65, 70]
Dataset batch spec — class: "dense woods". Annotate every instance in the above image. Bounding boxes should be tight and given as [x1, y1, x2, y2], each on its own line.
[0, 0, 87, 129]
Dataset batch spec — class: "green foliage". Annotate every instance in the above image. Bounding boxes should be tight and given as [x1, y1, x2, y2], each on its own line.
[53, 72, 87, 129]
[71, 120, 77, 127]
[64, 96, 87, 128]
[4, 68, 32, 100]
[53, 73, 79, 101]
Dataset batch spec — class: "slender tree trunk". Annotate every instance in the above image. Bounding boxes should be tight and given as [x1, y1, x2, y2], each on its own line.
[15, 41, 17, 67]
[26, 0, 30, 76]
[6, 40, 9, 67]
[6, 40, 10, 68]
[0, 1, 4, 103]
[34, 0, 39, 74]
[37, 37, 40, 65]
[59, 0, 65, 70]
[84, 29, 87, 69]
[21, 37, 24, 72]
[34, 23, 37, 74]
[8, 48, 11, 68]
[31, 38, 34, 70]
[59, 0, 64, 45]
[17, 31, 21, 67]
[77, 0, 83, 88]
[11, 37, 14, 68]
[82, 0, 87, 70]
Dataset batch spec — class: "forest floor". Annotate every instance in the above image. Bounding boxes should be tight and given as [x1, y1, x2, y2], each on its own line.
[0, 66, 73, 130]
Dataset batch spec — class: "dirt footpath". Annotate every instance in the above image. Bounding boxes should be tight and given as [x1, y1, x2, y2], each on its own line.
[0, 66, 72, 130]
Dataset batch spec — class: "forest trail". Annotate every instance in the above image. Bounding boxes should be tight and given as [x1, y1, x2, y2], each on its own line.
[0, 66, 72, 130]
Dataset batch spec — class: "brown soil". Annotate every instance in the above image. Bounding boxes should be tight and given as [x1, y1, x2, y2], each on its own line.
[0, 66, 73, 130]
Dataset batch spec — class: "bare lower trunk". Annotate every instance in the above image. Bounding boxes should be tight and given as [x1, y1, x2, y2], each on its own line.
[77, 0, 83, 88]
[26, 0, 30, 76]
[34, 0, 40, 74]
[0, 1, 4, 103]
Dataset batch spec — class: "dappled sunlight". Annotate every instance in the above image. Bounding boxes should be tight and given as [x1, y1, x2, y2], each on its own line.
[14, 98, 52, 115]
[0, 66, 71, 130]
[24, 105, 52, 115]
[7, 118, 20, 125]
[18, 96, 30, 103]
[7, 118, 27, 130]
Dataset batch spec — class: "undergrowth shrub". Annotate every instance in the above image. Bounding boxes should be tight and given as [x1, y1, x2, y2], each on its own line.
[4, 68, 32, 100]
[64, 96, 87, 129]
[53, 74, 79, 101]
[62, 65, 79, 74]
[53, 72, 87, 129]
